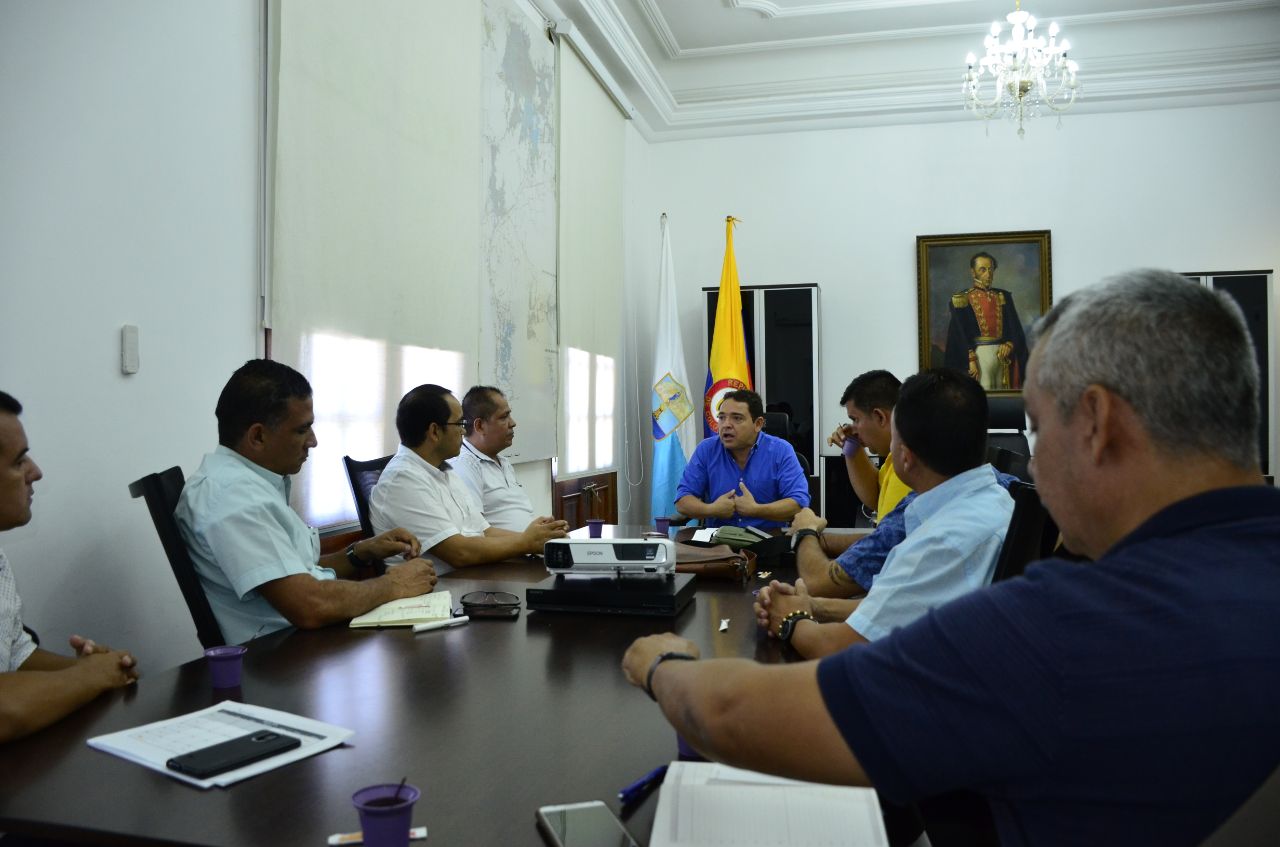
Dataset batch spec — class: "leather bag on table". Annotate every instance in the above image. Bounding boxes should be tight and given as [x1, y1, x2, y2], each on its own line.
[674, 543, 756, 582]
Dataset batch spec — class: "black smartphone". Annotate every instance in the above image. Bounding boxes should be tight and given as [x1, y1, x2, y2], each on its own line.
[535, 801, 639, 847]
[166, 731, 301, 779]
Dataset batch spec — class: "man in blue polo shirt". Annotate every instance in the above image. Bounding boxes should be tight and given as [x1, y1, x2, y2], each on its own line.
[674, 389, 808, 529]
[622, 269, 1280, 846]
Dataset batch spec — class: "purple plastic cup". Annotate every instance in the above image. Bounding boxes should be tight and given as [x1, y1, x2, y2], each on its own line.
[587, 518, 605, 538]
[677, 733, 707, 762]
[353, 783, 421, 847]
[204, 645, 247, 689]
[655, 517, 671, 535]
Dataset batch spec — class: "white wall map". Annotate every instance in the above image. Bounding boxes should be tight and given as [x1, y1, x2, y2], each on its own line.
[480, 0, 558, 460]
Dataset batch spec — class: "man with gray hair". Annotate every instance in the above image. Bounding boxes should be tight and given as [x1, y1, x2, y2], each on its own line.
[620, 269, 1280, 846]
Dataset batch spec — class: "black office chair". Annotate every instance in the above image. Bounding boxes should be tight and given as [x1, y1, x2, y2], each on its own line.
[343, 454, 392, 538]
[129, 467, 226, 648]
[992, 480, 1059, 583]
[987, 394, 1031, 478]
[762, 411, 812, 476]
[986, 445, 1022, 478]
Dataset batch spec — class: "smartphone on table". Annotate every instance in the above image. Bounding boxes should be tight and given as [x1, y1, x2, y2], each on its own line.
[536, 800, 639, 847]
[166, 730, 301, 779]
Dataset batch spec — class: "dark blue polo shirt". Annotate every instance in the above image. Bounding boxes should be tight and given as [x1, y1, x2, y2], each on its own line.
[818, 485, 1280, 847]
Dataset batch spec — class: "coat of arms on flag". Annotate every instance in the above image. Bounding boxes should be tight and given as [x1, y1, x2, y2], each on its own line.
[652, 372, 694, 439]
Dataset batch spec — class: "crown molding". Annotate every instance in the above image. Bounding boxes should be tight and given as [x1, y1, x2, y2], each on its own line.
[642, 43, 1280, 138]
[664, 0, 1280, 59]
[729, 0, 969, 18]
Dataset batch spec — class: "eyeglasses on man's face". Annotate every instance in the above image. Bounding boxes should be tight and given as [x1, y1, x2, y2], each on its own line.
[442, 418, 470, 429]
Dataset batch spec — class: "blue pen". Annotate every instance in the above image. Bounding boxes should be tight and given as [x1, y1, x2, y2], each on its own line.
[618, 764, 668, 806]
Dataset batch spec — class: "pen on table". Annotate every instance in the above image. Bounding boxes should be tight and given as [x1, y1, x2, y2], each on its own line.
[327, 825, 427, 845]
[618, 764, 668, 806]
[413, 616, 469, 634]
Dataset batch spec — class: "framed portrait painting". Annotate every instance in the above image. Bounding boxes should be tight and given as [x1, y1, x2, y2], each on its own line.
[917, 230, 1052, 393]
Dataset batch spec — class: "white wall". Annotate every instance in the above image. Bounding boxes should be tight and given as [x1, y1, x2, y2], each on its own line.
[623, 102, 1280, 514]
[0, 1, 261, 670]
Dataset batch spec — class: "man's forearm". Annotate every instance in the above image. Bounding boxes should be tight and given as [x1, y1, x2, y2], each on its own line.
[744, 498, 802, 522]
[789, 618, 865, 660]
[261, 574, 401, 630]
[432, 529, 533, 567]
[810, 596, 862, 622]
[648, 657, 869, 786]
[16, 647, 77, 672]
[675, 495, 715, 520]
[0, 666, 116, 742]
[846, 451, 880, 510]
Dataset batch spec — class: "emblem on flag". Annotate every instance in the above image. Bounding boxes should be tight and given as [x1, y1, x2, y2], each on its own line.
[652, 372, 694, 439]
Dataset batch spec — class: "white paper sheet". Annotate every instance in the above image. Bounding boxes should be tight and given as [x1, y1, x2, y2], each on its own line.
[651, 762, 888, 847]
[88, 702, 353, 789]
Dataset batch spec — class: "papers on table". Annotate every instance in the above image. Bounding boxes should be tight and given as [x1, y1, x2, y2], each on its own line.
[88, 702, 353, 789]
[691, 528, 718, 544]
[349, 590, 452, 628]
[650, 762, 889, 847]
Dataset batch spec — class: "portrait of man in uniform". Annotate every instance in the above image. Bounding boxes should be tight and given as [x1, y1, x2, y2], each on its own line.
[916, 230, 1052, 393]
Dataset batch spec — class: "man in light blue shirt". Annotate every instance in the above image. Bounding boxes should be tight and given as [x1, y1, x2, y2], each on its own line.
[756, 369, 1013, 657]
[177, 360, 438, 645]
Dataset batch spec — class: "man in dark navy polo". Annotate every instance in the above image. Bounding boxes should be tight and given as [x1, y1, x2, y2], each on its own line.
[674, 389, 809, 529]
[623, 269, 1280, 846]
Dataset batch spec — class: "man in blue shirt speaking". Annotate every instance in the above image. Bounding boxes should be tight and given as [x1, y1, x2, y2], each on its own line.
[674, 389, 809, 529]
[623, 270, 1280, 847]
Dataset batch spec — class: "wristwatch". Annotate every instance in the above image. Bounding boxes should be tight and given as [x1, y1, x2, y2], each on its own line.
[644, 651, 697, 701]
[776, 609, 815, 643]
[345, 542, 367, 570]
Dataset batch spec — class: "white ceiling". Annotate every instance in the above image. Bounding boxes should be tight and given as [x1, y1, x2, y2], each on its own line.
[546, 0, 1280, 140]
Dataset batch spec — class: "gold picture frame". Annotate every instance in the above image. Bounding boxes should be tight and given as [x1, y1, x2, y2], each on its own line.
[917, 230, 1052, 394]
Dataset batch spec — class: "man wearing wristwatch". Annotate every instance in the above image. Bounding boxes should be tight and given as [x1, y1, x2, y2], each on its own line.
[756, 369, 1012, 659]
[178, 360, 438, 645]
[622, 272, 1280, 846]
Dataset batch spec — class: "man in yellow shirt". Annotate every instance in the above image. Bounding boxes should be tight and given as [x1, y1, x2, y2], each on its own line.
[826, 371, 910, 521]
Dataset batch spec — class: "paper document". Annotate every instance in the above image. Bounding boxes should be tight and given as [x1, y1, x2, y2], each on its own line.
[88, 702, 353, 789]
[650, 762, 888, 847]
[350, 590, 452, 628]
[691, 528, 718, 543]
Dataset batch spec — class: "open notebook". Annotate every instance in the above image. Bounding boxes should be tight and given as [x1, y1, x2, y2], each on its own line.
[349, 590, 452, 628]
[650, 762, 888, 847]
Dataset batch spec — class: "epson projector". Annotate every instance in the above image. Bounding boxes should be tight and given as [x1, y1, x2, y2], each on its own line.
[544, 537, 676, 575]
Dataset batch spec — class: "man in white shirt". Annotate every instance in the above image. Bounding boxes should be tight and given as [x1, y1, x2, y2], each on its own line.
[0, 390, 139, 743]
[451, 386, 534, 532]
[370, 384, 568, 569]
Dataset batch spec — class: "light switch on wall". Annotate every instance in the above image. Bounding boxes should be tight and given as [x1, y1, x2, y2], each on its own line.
[121, 325, 140, 374]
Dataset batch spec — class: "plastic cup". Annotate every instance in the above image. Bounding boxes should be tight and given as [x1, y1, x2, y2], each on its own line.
[353, 783, 421, 847]
[654, 517, 671, 535]
[204, 645, 247, 689]
[677, 733, 707, 762]
[587, 518, 605, 538]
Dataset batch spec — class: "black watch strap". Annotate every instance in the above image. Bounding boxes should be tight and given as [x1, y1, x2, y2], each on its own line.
[792, 528, 821, 549]
[644, 651, 697, 701]
[345, 543, 366, 570]
[777, 610, 815, 643]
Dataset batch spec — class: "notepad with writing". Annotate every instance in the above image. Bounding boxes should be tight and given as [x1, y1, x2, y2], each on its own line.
[650, 762, 888, 847]
[349, 590, 452, 628]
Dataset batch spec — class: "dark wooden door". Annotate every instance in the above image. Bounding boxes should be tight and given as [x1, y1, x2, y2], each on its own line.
[553, 471, 618, 529]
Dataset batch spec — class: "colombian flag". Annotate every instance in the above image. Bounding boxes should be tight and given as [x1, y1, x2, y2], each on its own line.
[703, 216, 753, 435]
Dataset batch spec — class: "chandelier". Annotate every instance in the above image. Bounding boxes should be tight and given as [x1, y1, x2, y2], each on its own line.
[963, 1, 1079, 137]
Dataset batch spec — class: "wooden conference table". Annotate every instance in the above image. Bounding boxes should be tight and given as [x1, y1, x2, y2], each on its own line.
[0, 527, 790, 846]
